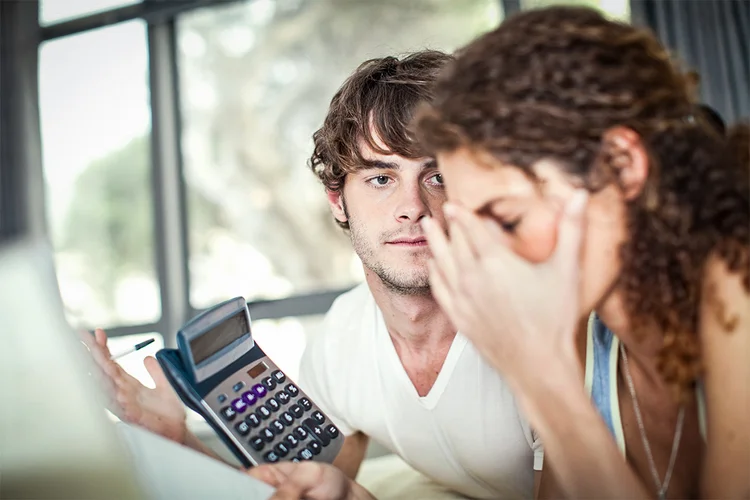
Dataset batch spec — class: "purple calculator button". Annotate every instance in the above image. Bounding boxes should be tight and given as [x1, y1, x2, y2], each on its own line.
[242, 391, 257, 406]
[231, 398, 248, 413]
[252, 384, 267, 398]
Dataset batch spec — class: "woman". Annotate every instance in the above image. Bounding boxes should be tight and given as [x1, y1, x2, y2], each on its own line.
[416, 5, 749, 499]
[249, 6, 749, 499]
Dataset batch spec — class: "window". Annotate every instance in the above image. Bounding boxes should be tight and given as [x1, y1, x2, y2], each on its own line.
[178, 0, 504, 310]
[39, 20, 160, 329]
[40, 0, 142, 26]
[521, 0, 630, 21]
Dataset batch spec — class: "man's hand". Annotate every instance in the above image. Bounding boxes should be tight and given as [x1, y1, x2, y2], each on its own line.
[248, 462, 375, 500]
[82, 328, 188, 444]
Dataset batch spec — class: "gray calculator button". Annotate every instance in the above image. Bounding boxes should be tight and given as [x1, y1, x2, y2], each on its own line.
[220, 406, 237, 421]
[232, 381, 245, 393]
[249, 436, 264, 451]
[290, 404, 304, 418]
[257, 406, 272, 420]
[261, 428, 275, 442]
[276, 392, 291, 405]
[264, 451, 279, 463]
[217, 394, 228, 404]
[274, 442, 289, 457]
[308, 441, 322, 455]
[285, 434, 299, 449]
[245, 413, 261, 428]
[234, 421, 250, 436]
[325, 424, 340, 439]
[272, 370, 286, 383]
[266, 399, 281, 412]
[285, 383, 299, 397]
[298, 449, 313, 461]
[280, 411, 294, 426]
[271, 420, 285, 435]
[311, 411, 325, 425]
[293, 426, 308, 440]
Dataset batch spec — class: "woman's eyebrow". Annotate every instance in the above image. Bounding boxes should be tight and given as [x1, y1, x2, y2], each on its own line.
[476, 196, 507, 216]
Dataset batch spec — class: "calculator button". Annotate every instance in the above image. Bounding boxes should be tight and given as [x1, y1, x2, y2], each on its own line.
[280, 411, 295, 426]
[311, 411, 325, 425]
[285, 434, 299, 449]
[293, 426, 309, 440]
[220, 406, 237, 421]
[245, 413, 261, 428]
[290, 404, 304, 418]
[241, 391, 257, 406]
[252, 384, 268, 399]
[304, 419, 330, 446]
[274, 442, 289, 457]
[308, 441, 322, 455]
[261, 428, 275, 442]
[276, 392, 291, 405]
[325, 424, 340, 439]
[266, 399, 281, 412]
[231, 398, 248, 414]
[285, 384, 299, 397]
[298, 397, 312, 411]
[264, 451, 280, 463]
[262, 376, 277, 391]
[298, 448, 313, 461]
[234, 421, 251, 436]
[271, 420, 285, 434]
[232, 381, 245, 393]
[217, 394, 228, 404]
[291, 457, 300, 463]
[249, 436, 264, 451]
[257, 406, 272, 420]
[272, 370, 286, 383]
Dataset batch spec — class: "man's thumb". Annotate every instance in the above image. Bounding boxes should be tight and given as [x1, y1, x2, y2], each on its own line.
[144, 356, 170, 389]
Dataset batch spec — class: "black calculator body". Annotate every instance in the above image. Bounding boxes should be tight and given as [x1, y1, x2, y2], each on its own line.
[156, 297, 344, 467]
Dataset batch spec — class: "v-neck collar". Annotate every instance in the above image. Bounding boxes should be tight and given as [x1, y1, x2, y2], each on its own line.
[374, 306, 467, 410]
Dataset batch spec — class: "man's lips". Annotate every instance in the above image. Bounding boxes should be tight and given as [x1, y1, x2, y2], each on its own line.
[386, 237, 428, 246]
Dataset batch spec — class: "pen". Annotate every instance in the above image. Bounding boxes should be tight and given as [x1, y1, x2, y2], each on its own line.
[110, 338, 156, 360]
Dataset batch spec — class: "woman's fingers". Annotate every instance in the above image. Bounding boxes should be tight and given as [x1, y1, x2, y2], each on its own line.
[422, 216, 459, 287]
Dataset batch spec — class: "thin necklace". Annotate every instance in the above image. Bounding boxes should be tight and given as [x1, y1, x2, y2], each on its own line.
[620, 343, 685, 500]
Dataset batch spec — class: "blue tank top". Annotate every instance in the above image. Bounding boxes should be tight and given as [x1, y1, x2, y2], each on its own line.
[584, 313, 707, 455]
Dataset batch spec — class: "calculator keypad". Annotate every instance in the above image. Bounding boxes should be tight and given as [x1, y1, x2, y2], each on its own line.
[208, 360, 342, 466]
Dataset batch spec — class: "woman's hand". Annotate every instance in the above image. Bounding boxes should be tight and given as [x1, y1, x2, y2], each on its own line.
[421, 190, 588, 396]
[81, 328, 189, 444]
[248, 462, 375, 500]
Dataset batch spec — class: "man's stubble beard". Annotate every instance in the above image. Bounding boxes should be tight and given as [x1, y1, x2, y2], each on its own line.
[343, 199, 431, 297]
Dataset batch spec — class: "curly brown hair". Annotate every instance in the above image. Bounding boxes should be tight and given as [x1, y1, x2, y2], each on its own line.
[309, 50, 452, 229]
[415, 6, 750, 400]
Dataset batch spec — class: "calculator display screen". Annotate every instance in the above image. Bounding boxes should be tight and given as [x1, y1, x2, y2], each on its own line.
[190, 310, 249, 365]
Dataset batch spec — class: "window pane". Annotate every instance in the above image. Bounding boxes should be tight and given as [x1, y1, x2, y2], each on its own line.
[179, 0, 503, 309]
[40, 0, 141, 25]
[39, 21, 160, 329]
[521, 0, 630, 21]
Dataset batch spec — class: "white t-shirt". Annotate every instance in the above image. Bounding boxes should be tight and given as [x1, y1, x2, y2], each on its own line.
[298, 284, 543, 499]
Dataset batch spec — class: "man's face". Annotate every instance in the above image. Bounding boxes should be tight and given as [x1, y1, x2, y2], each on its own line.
[327, 131, 446, 295]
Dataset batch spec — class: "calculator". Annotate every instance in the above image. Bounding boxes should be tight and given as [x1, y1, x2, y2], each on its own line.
[156, 297, 344, 467]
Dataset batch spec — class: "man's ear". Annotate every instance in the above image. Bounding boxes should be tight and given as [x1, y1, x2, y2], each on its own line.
[326, 189, 348, 224]
[602, 126, 650, 201]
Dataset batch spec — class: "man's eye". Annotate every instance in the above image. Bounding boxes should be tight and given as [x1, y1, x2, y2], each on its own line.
[426, 173, 444, 186]
[368, 175, 391, 186]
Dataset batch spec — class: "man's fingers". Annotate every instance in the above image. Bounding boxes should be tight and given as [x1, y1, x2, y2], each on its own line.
[144, 356, 171, 390]
[247, 463, 295, 487]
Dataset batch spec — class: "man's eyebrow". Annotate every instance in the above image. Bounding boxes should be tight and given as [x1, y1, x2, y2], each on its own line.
[422, 159, 438, 169]
[364, 160, 400, 170]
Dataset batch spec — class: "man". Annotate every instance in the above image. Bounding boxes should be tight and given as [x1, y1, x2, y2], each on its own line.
[87, 50, 541, 499]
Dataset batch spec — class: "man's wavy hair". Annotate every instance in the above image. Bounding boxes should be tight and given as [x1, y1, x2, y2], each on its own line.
[310, 50, 453, 229]
[415, 6, 749, 401]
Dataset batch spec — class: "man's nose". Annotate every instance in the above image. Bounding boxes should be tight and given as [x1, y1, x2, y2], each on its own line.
[394, 181, 430, 222]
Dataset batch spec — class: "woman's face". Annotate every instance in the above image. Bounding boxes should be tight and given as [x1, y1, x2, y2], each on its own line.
[437, 147, 629, 318]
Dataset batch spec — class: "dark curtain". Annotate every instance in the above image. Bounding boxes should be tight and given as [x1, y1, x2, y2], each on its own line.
[631, 0, 750, 125]
[0, 0, 45, 244]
